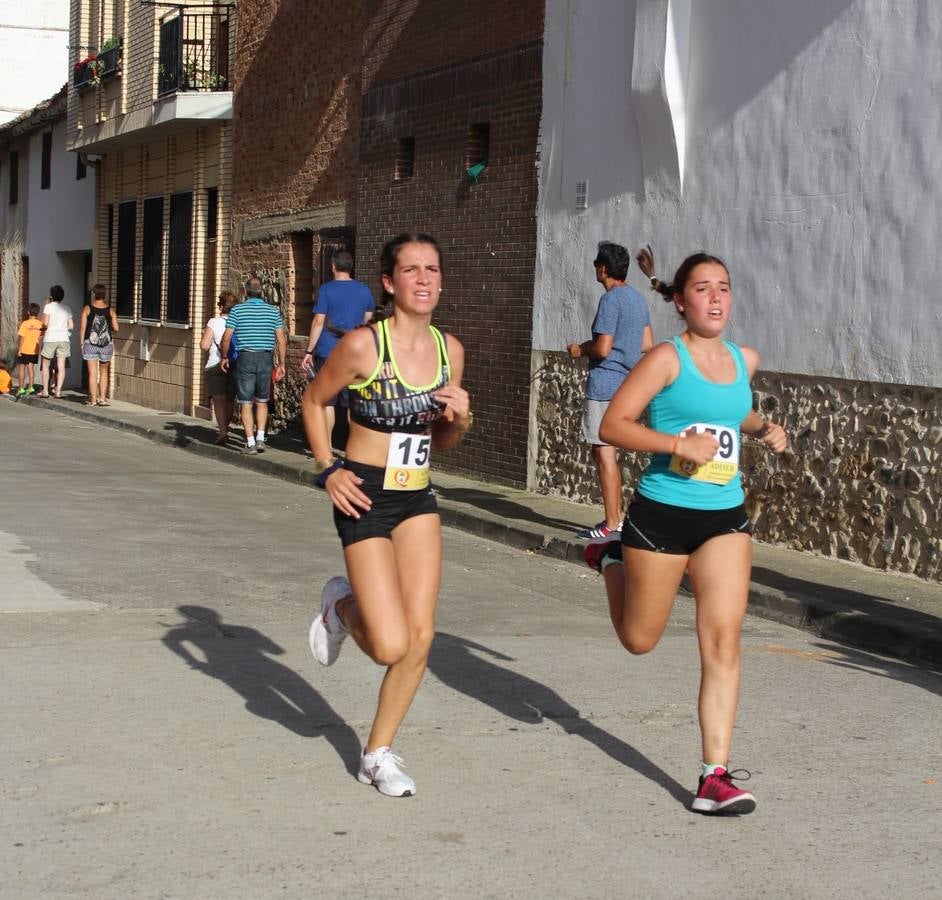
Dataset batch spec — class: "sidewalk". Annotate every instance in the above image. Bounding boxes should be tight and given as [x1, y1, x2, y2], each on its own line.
[14, 391, 942, 669]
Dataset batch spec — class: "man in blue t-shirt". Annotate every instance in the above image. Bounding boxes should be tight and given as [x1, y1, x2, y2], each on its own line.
[300, 248, 375, 439]
[567, 241, 654, 543]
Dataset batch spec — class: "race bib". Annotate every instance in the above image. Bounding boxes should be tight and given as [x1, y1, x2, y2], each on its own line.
[669, 423, 739, 485]
[384, 432, 431, 491]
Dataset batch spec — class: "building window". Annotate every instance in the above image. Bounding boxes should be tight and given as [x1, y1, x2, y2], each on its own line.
[206, 186, 218, 240]
[165, 191, 192, 324]
[41, 133, 53, 190]
[115, 200, 137, 319]
[9, 150, 18, 204]
[466, 122, 490, 176]
[394, 137, 415, 181]
[76, 153, 87, 181]
[141, 196, 164, 321]
[290, 232, 314, 336]
[20, 255, 30, 319]
[115, 200, 137, 318]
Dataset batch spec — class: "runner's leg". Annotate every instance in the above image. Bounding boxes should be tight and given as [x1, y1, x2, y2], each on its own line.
[687, 532, 752, 765]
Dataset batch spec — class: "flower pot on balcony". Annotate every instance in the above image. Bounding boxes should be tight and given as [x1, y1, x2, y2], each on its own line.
[73, 57, 96, 91]
[98, 44, 121, 79]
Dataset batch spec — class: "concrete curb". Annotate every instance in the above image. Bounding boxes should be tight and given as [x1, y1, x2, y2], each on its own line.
[24, 396, 942, 670]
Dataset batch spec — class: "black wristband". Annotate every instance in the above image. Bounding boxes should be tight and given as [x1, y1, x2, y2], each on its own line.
[314, 458, 344, 488]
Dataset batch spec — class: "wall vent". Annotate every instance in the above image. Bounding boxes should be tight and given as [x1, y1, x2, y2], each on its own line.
[575, 180, 588, 210]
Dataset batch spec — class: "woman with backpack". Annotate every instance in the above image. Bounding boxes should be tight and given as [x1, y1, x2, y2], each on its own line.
[80, 283, 120, 406]
[200, 291, 239, 444]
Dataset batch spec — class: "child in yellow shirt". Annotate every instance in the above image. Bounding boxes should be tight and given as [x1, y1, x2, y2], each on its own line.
[0, 361, 12, 394]
[16, 303, 44, 397]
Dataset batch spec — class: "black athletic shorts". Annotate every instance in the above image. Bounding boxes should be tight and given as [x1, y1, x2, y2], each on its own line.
[333, 460, 438, 547]
[16, 353, 39, 365]
[620, 492, 752, 555]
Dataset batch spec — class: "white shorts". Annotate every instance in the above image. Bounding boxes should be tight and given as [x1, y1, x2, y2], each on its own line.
[582, 399, 610, 445]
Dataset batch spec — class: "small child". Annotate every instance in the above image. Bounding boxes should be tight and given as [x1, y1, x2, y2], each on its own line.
[16, 302, 44, 397]
[0, 360, 12, 395]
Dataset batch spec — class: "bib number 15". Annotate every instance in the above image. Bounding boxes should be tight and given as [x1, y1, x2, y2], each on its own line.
[384, 433, 431, 491]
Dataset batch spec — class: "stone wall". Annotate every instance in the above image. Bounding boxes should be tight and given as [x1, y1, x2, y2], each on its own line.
[531, 351, 941, 582]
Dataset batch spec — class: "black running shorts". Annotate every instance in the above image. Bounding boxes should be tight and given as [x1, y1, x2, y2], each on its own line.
[620, 492, 752, 555]
[333, 460, 439, 547]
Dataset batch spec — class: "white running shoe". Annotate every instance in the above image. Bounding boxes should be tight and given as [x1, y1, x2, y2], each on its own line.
[308, 576, 350, 666]
[357, 747, 415, 797]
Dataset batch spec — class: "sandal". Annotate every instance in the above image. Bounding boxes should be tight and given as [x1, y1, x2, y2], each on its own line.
[37, 392, 50, 398]
[84, 400, 96, 406]
[97, 400, 111, 407]
[213, 434, 229, 445]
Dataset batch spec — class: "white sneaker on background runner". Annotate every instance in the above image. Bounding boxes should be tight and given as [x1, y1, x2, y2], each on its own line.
[308, 576, 350, 666]
[357, 747, 415, 797]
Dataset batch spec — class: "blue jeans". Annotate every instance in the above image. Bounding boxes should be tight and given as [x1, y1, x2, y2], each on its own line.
[234, 350, 273, 404]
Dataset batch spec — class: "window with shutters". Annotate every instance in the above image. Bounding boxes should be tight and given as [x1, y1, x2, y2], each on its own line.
[115, 200, 136, 318]
[165, 192, 192, 324]
[140, 196, 164, 321]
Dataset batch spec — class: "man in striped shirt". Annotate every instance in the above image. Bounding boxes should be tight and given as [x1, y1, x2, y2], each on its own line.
[221, 276, 287, 454]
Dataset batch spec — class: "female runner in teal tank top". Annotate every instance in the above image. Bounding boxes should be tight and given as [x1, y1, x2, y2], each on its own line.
[590, 252, 788, 815]
[300, 234, 471, 797]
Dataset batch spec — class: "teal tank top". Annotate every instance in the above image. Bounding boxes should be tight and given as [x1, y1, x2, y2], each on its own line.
[638, 336, 753, 510]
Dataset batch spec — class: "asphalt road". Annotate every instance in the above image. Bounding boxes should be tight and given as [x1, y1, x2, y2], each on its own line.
[1, 401, 940, 899]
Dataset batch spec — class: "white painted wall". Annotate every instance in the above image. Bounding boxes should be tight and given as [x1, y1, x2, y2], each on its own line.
[0, 1, 69, 125]
[24, 117, 96, 386]
[536, 0, 942, 388]
[0, 135, 28, 363]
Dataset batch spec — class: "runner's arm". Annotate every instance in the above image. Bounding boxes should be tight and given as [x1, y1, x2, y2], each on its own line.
[432, 335, 470, 450]
[599, 344, 718, 464]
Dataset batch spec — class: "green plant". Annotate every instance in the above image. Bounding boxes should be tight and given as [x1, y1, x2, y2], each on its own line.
[99, 35, 122, 53]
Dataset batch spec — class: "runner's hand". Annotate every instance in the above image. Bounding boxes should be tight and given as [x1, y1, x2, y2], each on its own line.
[759, 422, 788, 453]
[325, 469, 372, 518]
[674, 429, 719, 466]
[434, 384, 471, 425]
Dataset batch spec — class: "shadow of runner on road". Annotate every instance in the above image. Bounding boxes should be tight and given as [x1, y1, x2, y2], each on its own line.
[428, 632, 690, 806]
[814, 642, 942, 697]
[432, 485, 583, 534]
[162, 606, 361, 775]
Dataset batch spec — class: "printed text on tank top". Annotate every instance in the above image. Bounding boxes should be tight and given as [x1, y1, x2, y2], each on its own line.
[347, 319, 451, 491]
[85, 306, 112, 347]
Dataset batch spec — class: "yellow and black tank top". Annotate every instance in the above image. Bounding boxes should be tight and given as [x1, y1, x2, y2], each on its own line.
[348, 319, 451, 434]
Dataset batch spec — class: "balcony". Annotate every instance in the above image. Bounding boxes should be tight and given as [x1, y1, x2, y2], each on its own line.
[72, 38, 122, 93]
[69, 12, 232, 154]
[158, 10, 230, 97]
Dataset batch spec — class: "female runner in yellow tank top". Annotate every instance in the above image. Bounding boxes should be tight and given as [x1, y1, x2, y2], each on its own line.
[301, 233, 471, 796]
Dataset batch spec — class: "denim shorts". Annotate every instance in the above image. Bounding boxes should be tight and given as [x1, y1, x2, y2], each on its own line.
[234, 350, 273, 404]
[82, 340, 114, 362]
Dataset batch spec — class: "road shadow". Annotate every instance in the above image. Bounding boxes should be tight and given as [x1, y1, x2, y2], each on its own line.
[751, 566, 942, 673]
[427, 631, 690, 806]
[162, 605, 361, 775]
[814, 642, 942, 698]
[432, 485, 583, 534]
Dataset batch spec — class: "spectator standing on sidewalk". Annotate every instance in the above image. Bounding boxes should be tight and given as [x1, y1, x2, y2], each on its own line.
[221, 276, 286, 455]
[300, 249, 375, 443]
[15, 303, 44, 397]
[200, 291, 239, 444]
[79, 284, 120, 406]
[39, 285, 73, 398]
[568, 242, 653, 543]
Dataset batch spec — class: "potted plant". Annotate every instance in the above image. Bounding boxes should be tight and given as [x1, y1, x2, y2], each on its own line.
[97, 36, 122, 79]
[73, 55, 97, 89]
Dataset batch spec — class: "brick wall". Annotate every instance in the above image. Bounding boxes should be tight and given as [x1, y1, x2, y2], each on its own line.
[358, 0, 544, 485]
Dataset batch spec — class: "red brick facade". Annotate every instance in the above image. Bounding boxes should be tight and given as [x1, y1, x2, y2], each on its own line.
[230, 0, 544, 485]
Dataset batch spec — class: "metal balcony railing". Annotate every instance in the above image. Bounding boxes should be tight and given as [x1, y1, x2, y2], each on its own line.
[157, 9, 230, 97]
